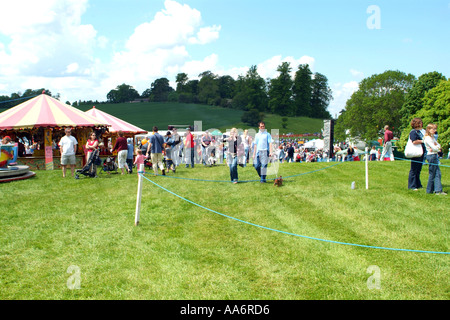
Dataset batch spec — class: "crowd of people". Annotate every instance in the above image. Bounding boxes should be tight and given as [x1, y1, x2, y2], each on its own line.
[1, 118, 446, 194]
[132, 123, 274, 183]
[135, 119, 449, 193]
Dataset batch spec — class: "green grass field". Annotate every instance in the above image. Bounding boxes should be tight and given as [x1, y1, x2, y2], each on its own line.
[77, 102, 325, 134]
[0, 159, 448, 300]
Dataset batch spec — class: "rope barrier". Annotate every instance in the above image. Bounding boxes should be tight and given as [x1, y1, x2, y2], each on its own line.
[393, 157, 450, 168]
[0, 95, 38, 105]
[138, 174, 449, 255]
[143, 161, 344, 183]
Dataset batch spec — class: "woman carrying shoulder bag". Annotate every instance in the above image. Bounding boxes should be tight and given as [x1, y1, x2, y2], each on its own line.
[226, 128, 241, 184]
[408, 118, 426, 191]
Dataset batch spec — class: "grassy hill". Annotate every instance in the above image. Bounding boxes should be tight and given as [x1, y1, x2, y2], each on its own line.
[77, 102, 325, 134]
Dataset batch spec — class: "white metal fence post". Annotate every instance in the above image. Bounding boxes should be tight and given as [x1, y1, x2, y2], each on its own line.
[135, 164, 144, 226]
[365, 147, 369, 189]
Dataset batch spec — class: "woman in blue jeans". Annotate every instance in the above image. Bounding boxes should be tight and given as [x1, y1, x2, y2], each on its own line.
[346, 145, 354, 161]
[424, 123, 447, 195]
[407, 118, 426, 190]
[226, 128, 241, 184]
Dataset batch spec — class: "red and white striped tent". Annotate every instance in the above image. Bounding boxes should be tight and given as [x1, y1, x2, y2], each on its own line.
[84, 106, 147, 135]
[0, 94, 109, 130]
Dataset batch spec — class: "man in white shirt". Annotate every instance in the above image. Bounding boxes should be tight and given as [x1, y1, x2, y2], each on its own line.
[59, 128, 78, 177]
[252, 121, 273, 183]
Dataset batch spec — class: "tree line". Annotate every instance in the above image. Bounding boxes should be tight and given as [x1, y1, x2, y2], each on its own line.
[105, 63, 333, 125]
[2, 68, 447, 153]
[334, 70, 449, 153]
[0, 88, 102, 110]
[0, 89, 55, 110]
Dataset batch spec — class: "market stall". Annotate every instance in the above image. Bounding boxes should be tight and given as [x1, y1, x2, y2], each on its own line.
[0, 93, 110, 170]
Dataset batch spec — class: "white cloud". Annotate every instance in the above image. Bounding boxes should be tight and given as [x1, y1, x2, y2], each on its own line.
[0, 1, 58, 35]
[66, 63, 79, 74]
[328, 81, 359, 117]
[178, 54, 220, 78]
[254, 55, 315, 80]
[325, 71, 363, 117]
[97, 36, 109, 49]
[0, 0, 97, 78]
[125, 0, 218, 52]
[189, 25, 221, 45]
[350, 69, 364, 78]
[102, 0, 222, 95]
[0, 0, 326, 111]
[0, 0, 224, 101]
[105, 45, 190, 94]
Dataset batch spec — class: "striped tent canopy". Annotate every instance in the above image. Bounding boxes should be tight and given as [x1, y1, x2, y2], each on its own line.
[85, 106, 147, 134]
[0, 94, 109, 130]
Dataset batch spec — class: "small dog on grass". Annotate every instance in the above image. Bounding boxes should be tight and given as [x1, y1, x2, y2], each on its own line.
[273, 176, 283, 187]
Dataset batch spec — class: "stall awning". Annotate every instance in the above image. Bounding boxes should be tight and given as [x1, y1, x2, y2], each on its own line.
[85, 106, 147, 134]
[0, 94, 110, 130]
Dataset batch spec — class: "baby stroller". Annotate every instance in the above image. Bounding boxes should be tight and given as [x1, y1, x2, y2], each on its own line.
[101, 155, 118, 174]
[205, 145, 216, 166]
[143, 158, 153, 170]
[75, 149, 101, 179]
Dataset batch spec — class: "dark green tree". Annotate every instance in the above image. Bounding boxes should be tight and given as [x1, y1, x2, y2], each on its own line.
[0, 88, 52, 110]
[292, 64, 312, 117]
[147, 77, 174, 102]
[218, 75, 235, 99]
[310, 72, 333, 119]
[178, 79, 200, 103]
[398, 79, 450, 153]
[141, 88, 151, 98]
[231, 75, 248, 109]
[107, 83, 140, 103]
[245, 66, 269, 112]
[241, 108, 264, 127]
[175, 73, 189, 92]
[198, 71, 219, 105]
[22, 88, 50, 98]
[268, 62, 294, 116]
[213, 75, 235, 108]
[335, 70, 416, 142]
[399, 71, 447, 128]
[232, 66, 268, 111]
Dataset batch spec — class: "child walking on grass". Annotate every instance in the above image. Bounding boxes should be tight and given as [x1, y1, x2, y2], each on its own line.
[134, 149, 147, 175]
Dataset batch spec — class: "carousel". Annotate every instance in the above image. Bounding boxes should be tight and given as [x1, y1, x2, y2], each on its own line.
[0, 93, 110, 172]
[0, 141, 36, 183]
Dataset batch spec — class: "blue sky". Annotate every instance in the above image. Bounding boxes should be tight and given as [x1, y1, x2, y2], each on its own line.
[0, 0, 449, 117]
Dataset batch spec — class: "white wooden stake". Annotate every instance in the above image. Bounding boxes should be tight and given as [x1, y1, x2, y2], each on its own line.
[365, 147, 369, 189]
[135, 164, 144, 226]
